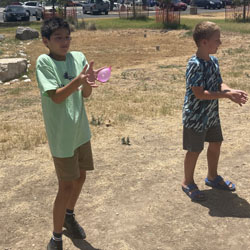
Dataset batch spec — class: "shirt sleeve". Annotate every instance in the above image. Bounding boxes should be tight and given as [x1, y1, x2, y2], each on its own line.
[36, 56, 59, 97]
[186, 61, 205, 88]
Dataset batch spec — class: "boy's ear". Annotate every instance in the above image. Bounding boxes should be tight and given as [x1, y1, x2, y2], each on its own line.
[42, 37, 49, 47]
[200, 38, 208, 47]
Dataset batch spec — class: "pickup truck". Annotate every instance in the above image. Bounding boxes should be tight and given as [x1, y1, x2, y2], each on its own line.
[82, 0, 109, 15]
[22, 1, 44, 20]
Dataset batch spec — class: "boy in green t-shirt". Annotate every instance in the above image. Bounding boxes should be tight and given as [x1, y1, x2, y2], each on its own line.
[36, 17, 103, 250]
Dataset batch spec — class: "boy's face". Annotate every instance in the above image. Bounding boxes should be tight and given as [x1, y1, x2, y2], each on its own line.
[43, 28, 71, 60]
[200, 30, 221, 54]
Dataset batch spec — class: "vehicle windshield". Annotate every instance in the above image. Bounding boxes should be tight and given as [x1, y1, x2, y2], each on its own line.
[7, 6, 25, 11]
[172, 0, 181, 3]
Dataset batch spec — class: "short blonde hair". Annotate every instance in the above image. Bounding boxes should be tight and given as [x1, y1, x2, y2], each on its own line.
[193, 21, 220, 46]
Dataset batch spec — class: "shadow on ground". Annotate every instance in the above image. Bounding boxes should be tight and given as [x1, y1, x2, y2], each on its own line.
[198, 189, 250, 218]
[63, 230, 101, 250]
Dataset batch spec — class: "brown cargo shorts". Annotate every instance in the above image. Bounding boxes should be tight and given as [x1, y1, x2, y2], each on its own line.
[53, 141, 94, 181]
[183, 124, 223, 152]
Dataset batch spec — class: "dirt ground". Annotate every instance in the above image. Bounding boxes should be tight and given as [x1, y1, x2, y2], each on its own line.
[1, 20, 250, 250]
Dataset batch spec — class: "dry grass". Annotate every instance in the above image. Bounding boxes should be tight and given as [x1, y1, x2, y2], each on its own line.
[1, 28, 250, 159]
[2, 20, 250, 250]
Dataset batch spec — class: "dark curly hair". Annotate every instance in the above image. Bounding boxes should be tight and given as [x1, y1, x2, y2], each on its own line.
[41, 17, 71, 39]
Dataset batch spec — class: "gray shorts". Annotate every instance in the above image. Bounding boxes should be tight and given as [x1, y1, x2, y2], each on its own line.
[53, 141, 94, 181]
[183, 124, 223, 152]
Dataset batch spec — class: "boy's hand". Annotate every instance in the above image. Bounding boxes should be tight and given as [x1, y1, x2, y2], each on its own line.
[227, 90, 248, 106]
[87, 61, 106, 83]
[79, 64, 98, 89]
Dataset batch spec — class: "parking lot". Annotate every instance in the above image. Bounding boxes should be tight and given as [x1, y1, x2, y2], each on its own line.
[0, 5, 225, 23]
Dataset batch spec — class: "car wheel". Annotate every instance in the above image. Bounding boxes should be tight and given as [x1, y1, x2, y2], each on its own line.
[36, 12, 41, 20]
[105, 11, 108, 14]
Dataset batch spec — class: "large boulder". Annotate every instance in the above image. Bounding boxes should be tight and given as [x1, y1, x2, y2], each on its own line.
[0, 58, 27, 83]
[16, 27, 39, 40]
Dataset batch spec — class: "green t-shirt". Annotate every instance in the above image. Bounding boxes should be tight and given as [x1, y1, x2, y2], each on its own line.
[36, 51, 91, 158]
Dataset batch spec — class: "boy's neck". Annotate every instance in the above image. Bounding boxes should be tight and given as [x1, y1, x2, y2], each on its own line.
[196, 48, 210, 61]
[49, 52, 66, 61]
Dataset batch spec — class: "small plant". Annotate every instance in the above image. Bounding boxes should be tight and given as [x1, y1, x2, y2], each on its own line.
[118, 113, 134, 122]
[76, 19, 86, 30]
[121, 136, 131, 145]
[90, 115, 103, 126]
[86, 22, 97, 31]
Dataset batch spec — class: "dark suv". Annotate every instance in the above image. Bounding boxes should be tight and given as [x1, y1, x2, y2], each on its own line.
[3, 5, 30, 22]
[192, 0, 223, 9]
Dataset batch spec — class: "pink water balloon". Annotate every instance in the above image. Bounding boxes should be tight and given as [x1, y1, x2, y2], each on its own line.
[97, 67, 111, 83]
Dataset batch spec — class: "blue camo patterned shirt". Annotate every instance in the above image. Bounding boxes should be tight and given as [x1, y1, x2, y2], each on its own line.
[182, 55, 223, 132]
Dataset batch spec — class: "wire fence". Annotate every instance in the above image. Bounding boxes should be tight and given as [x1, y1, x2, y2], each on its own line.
[118, 4, 149, 19]
[225, 4, 250, 21]
[155, 7, 180, 25]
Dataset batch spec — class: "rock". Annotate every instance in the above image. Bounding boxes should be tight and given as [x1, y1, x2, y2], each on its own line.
[19, 53, 27, 57]
[10, 79, 19, 83]
[16, 27, 39, 41]
[0, 34, 5, 42]
[21, 75, 29, 79]
[23, 79, 31, 83]
[0, 58, 27, 82]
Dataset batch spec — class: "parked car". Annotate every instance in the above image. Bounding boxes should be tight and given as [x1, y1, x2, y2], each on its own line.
[10, 2, 23, 5]
[147, 0, 159, 6]
[193, 0, 223, 8]
[181, 0, 191, 4]
[65, 1, 84, 6]
[171, 0, 187, 10]
[192, 0, 223, 8]
[3, 5, 30, 22]
[22, 1, 44, 20]
[82, 0, 109, 14]
[221, 0, 233, 7]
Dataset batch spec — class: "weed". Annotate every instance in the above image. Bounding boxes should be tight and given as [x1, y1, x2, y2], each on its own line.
[118, 113, 134, 123]
[86, 22, 97, 31]
[160, 103, 172, 116]
[121, 136, 131, 145]
[90, 115, 103, 126]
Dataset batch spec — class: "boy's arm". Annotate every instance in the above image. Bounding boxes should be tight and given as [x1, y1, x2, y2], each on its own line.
[48, 65, 95, 104]
[192, 85, 248, 105]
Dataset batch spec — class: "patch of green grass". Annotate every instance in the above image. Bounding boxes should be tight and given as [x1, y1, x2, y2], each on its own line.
[181, 18, 250, 34]
[90, 17, 162, 29]
[0, 21, 41, 33]
[88, 17, 189, 30]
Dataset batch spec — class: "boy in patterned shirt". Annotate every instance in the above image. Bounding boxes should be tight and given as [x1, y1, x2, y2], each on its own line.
[182, 21, 248, 202]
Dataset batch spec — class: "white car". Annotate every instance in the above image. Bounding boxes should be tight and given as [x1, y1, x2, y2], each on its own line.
[22, 1, 44, 20]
